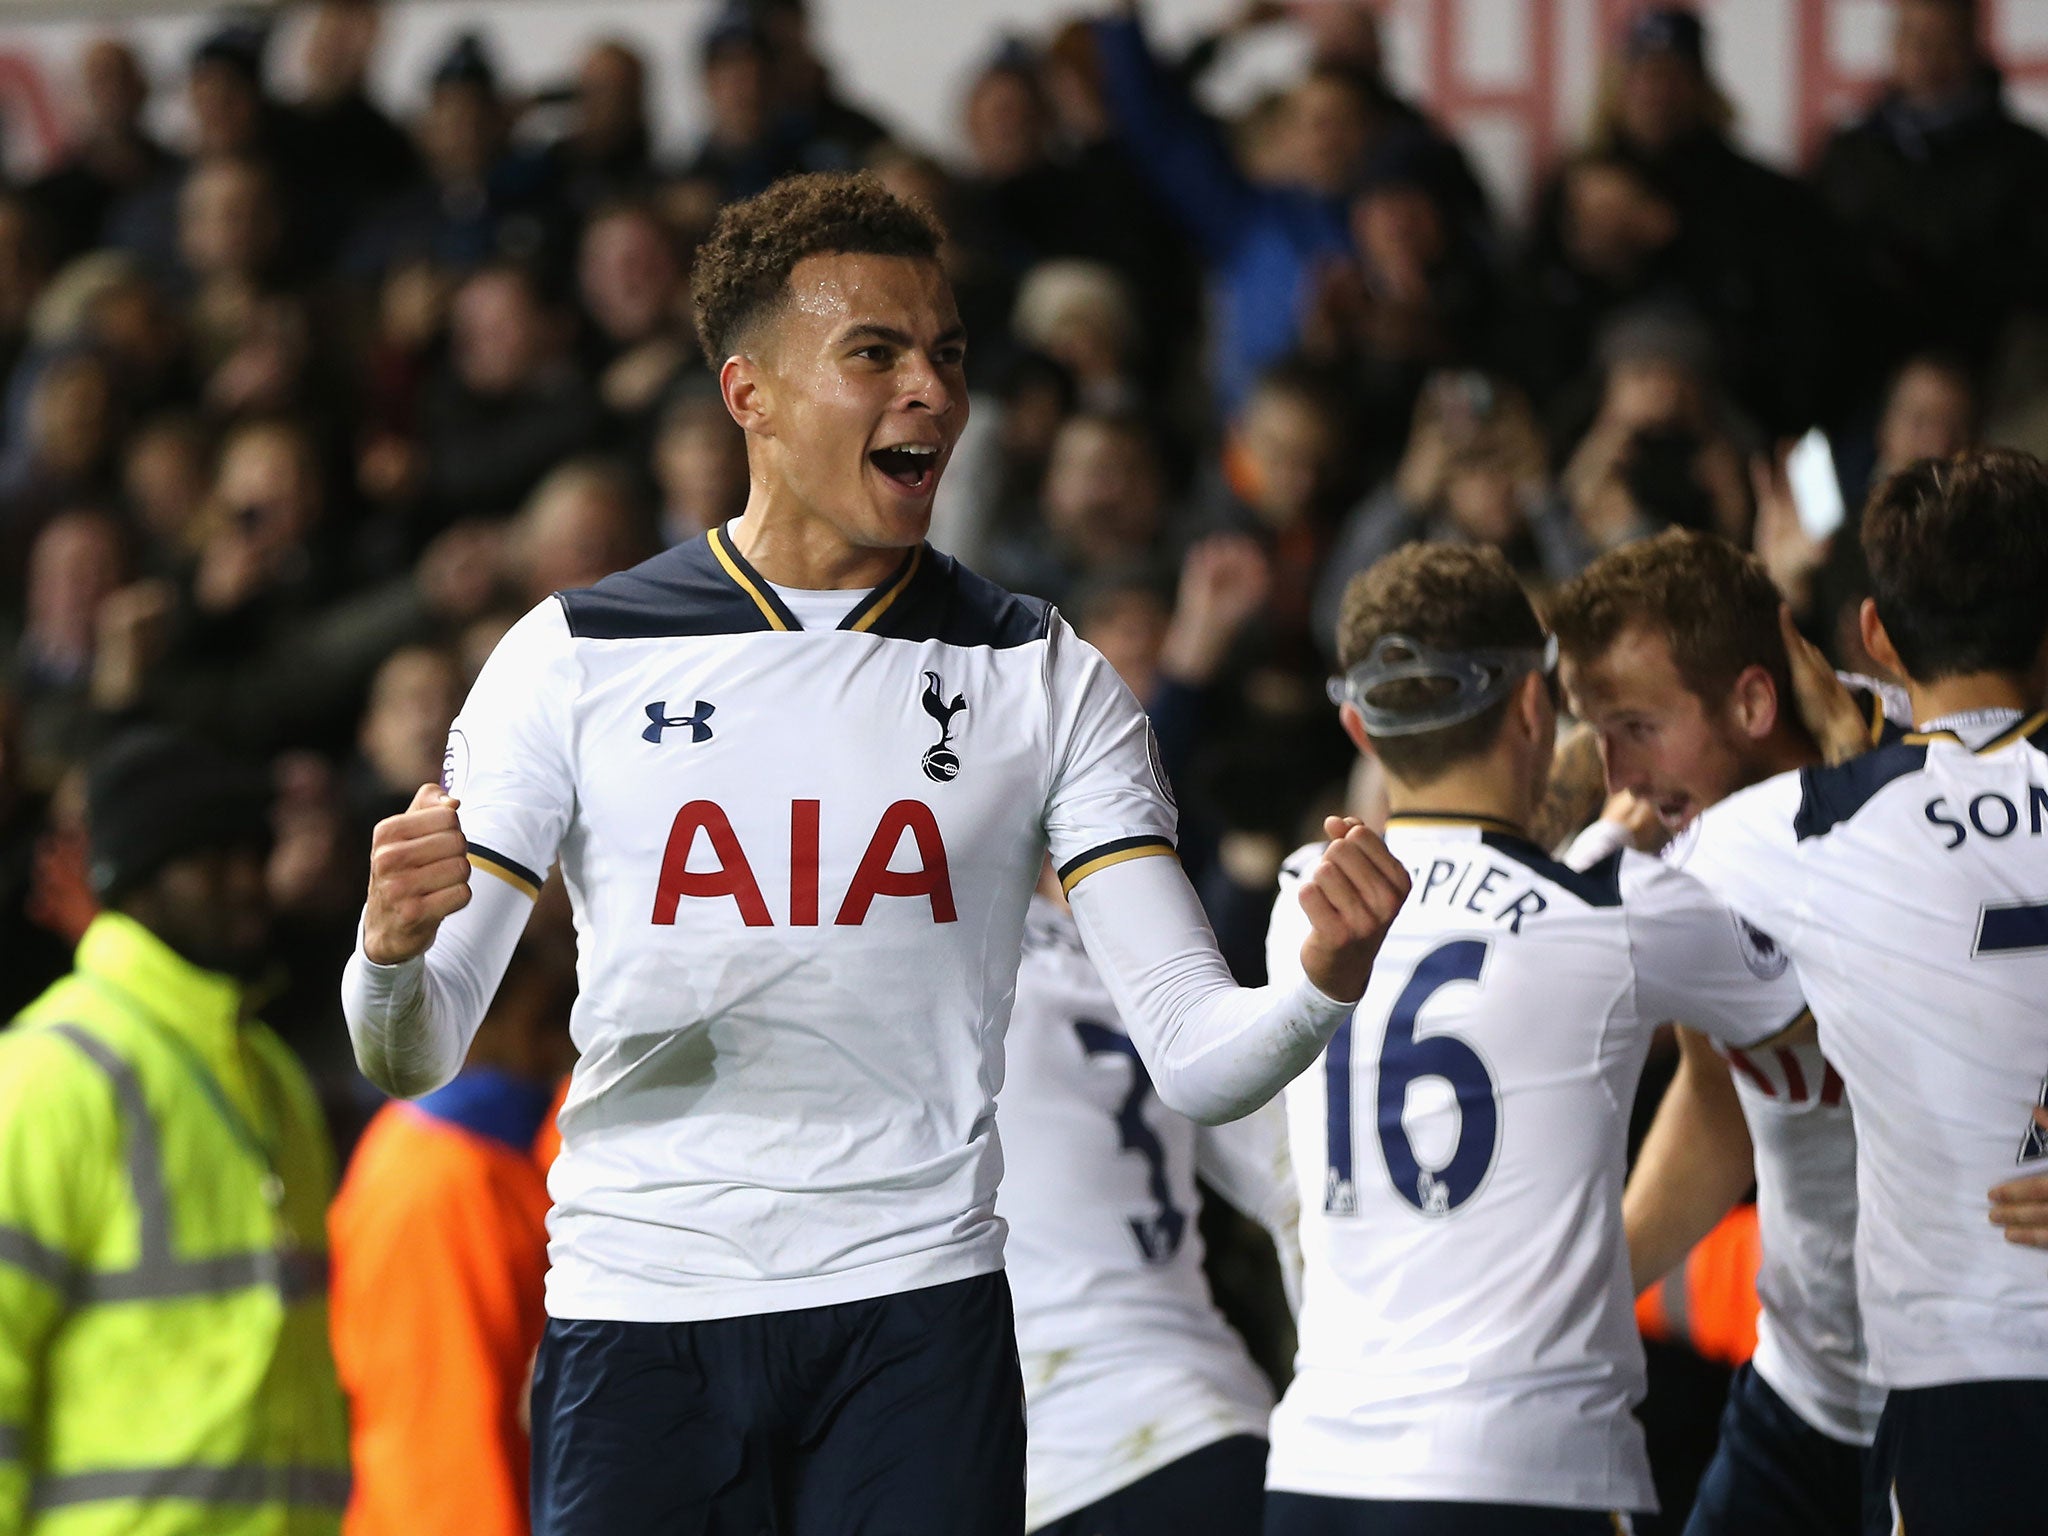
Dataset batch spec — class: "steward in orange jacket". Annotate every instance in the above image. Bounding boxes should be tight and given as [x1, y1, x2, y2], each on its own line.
[330, 936, 575, 1536]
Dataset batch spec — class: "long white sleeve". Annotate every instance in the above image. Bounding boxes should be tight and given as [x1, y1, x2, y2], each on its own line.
[1067, 853, 1349, 1126]
[341, 869, 534, 1097]
[341, 598, 577, 1097]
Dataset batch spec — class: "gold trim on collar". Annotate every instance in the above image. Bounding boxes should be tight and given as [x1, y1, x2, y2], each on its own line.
[846, 545, 923, 633]
[707, 525, 791, 631]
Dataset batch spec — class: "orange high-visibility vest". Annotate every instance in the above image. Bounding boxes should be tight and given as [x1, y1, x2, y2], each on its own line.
[329, 1076, 553, 1536]
[1636, 1203, 1762, 1369]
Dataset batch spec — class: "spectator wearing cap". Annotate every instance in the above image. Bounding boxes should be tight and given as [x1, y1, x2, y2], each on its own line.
[0, 727, 350, 1534]
[681, 8, 791, 203]
[1816, 0, 2048, 377]
[343, 32, 564, 282]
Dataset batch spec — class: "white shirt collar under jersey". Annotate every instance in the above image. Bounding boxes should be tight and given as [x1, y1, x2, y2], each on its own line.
[765, 581, 866, 630]
[1913, 706, 2025, 749]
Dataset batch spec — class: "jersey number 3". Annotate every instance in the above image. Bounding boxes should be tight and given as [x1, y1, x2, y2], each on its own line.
[1325, 938, 1498, 1219]
[1075, 1022, 1187, 1263]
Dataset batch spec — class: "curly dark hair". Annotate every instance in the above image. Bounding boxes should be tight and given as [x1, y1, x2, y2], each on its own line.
[690, 171, 946, 362]
[1863, 446, 2048, 681]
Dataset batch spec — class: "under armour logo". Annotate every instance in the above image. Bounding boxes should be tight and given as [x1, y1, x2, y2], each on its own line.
[920, 672, 967, 782]
[644, 700, 715, 744]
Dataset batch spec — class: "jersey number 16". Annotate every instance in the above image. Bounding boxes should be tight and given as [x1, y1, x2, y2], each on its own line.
[1325, 938, 1499, 1219]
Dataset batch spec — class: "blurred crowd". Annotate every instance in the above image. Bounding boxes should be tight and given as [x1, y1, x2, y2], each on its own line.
[0, 0, 2037, 1136]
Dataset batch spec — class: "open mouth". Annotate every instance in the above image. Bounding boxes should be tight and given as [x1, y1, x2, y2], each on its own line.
[1654, 795, 1693, 828]
[869, 444, 940, 494]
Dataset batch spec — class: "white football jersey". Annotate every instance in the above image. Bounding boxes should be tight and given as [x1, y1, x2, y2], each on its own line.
[1606, 813, 1880, 1447]
[446, 526, 1177, 1322]
[1001, 894, 1292, 1530]
[1680, 710, 2048, 1390]
[1712, 1029, 1879, 1444]
[1264, 816, 1805, 1509]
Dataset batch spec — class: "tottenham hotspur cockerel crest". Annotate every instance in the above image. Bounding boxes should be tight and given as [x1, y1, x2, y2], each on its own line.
[920, 671, 967, 782]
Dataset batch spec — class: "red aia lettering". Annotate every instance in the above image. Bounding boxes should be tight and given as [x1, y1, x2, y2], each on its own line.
[650, 800, 955, 927]
[651, 800, 773, 926]
[836, 800, 957, 926]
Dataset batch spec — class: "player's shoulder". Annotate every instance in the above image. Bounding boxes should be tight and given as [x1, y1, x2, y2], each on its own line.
[554, 530, 1053, 649]
[889, 546, 1053, 649]
[555, 528, 779, 640]
[1478, 829, 1625, 909]
[1789, 739, 1936, 842]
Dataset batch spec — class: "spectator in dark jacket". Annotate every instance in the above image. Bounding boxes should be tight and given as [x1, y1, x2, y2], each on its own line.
[1815, 0, 2048, 374]
[27, 39, 179, 266]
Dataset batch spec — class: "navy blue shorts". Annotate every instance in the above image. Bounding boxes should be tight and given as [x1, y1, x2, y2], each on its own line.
[530, 1272, 1025, 1536]
[1263, 1493, 1637, 1534]
[1684, 1362, 1865, 1535]
[1032, 1435, 1267, 1536]
[1863, 1378, 2048, 1536]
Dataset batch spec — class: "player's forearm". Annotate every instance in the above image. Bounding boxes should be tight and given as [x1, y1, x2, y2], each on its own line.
[342, 873, 531, 1097]
[1624, 1030, 1756, 1294]
[1070, 856, 1349, 1125]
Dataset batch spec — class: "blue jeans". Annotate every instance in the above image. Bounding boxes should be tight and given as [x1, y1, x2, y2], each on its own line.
[1684, 1363, 1864, 1535]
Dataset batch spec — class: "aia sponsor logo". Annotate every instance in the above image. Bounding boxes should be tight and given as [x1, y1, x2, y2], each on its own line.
[652, 799, 956, 927]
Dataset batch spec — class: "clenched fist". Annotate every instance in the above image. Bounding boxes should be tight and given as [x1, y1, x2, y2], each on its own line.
[1298, 816, 1412, 1003]
[363, 783, 472, 965]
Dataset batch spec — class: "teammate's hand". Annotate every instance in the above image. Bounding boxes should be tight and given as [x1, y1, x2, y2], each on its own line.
[1298, 816, 1411, 1003]
[1779, 604, 1867, 766]
[1989, 1108, 2048, 1249]
[363, 783, 471, 965]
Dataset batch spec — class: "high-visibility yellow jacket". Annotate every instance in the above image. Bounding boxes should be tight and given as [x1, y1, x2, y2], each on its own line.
[0, 912, 350, 1534]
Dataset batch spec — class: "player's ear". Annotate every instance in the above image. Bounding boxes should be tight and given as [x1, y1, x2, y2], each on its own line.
[1513, 669, 1551, 745]
[720, 354, 772, 437]
[1731, 662, 1779, 741]
[1338, 702, 1374, 759]
[1859, 597, 1904, 679]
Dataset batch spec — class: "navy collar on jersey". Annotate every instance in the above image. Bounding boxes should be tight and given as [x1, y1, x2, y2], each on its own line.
[1384, 812, 1623, 907]
[704, 521, 922, 634]
[557, 528, 1053, 647]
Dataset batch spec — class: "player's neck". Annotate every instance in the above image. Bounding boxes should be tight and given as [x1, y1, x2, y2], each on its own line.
[1753, 719, 1819, 778]
[729, 489, 910, 592]
[1904, 670, 2035, 728]
[1383, 763, 1535, 840]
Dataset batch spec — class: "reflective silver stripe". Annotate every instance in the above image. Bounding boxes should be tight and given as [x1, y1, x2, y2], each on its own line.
[0, 1224, 76, 1292]
[0, 1422, 23, 1460]
[43, 1026, 327, 1305]
[78, 1249, 328, 1304]
[32, 1463, 350, 1510]
[48, 1026, 171, 1262]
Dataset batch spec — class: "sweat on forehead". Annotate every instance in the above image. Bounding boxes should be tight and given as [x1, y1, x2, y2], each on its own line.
[691, 171, 946, 362]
